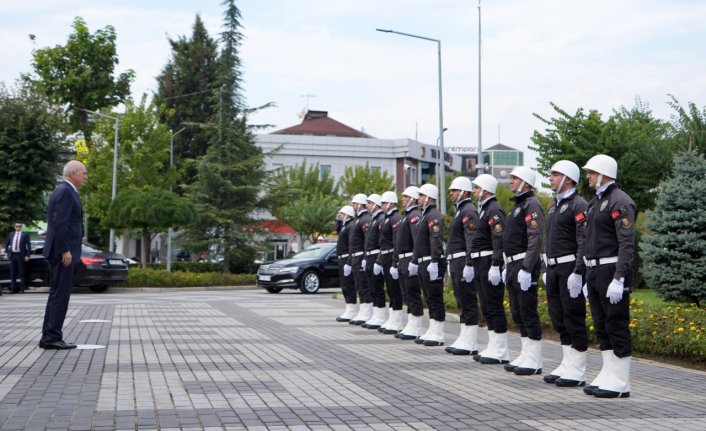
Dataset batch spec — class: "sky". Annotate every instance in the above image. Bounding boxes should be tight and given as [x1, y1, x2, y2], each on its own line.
[2, 0, 706, 170]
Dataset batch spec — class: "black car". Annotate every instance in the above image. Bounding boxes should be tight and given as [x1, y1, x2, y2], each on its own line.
[257, 243, 340, 294]
[0, 242, 128, 293]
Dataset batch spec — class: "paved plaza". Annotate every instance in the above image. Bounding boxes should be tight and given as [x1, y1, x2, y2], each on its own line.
[1, 288, 706, 430]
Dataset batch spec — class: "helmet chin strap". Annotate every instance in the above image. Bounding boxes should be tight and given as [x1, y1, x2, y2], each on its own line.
[555, 175, 567, 195]
[515, 181, 526, 193]
[592, 174, 604, 190]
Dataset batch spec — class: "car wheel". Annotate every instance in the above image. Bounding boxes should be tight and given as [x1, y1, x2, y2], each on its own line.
[89, 285, 109, 293]
[265, 287, 283, 293]
[300, 270, 321, 294]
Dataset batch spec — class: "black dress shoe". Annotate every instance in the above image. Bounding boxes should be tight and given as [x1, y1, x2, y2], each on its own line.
[593, 388, 630, 398]
[42, 340, 77, 350]
[336, 316, 351, 322]
[452, 349, 477, 356]
[544, 374, 560, 384]
[514, 366, 542, 376]
[583, 385, 597, 395]
[555, 377, 585, 387]
[479, 356, 509, 365]
[423, 340, 444, 347]
[39, 340, 45, 348]
[445, 346, 457, 354]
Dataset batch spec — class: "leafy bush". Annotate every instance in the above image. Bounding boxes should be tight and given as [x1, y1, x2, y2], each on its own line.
[147, 262, 222, 273]
[122, 268, 255, 287]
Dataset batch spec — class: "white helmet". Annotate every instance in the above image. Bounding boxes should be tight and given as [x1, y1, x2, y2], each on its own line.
[367, 193, 382, 207]
[418, 183, 439, 201]
[509, 166, 536, 189]
[351, 193, 368, 205]
[550, 160, 580, 183]
[402, 186, 419, 200]
[448, 176, 473, 192]
[472, 174, 497, 194]
[583, 154, 617, 179]
[339, 205, 355, 218]
[380, 191, 398, 204]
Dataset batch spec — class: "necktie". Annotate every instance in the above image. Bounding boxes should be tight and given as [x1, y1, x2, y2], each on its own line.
[14, 233, 20, 252]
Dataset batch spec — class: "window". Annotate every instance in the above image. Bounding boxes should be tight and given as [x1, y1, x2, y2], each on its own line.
[320, 164, 331, 179]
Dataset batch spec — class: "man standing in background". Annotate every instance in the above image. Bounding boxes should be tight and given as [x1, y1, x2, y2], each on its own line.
[5, 221, 31, 294]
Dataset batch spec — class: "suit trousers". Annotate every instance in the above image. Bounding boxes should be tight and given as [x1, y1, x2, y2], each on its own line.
[368, 264, 386, 308]
[474, 255, 508, 333]
[338, 261, 357, 304]
[545, 261, 588, 351]
[449, 258, 479, 325]
[418, 260, 446, 321]
[381, 254, 402, 310]
[10, 254, 28, 292]
[42, 258, 75, 343]
[399, 256, 423, 317]
[505, 260, 542, 340]
[352, 255, 372, 303]
[586, 263, 632, 357]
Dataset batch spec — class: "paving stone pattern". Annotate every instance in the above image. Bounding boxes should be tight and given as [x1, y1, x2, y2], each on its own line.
[1, 289, 706, 430]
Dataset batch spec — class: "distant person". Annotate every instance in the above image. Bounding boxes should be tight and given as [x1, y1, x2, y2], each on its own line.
[5, 221, 31, 293]
[38, 230, 46, 240]
[40, 160, 87, 350]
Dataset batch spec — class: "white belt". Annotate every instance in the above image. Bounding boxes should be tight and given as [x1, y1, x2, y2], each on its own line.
[352, 251, 365, 257]
[418, 256, 434, 263]
[546, 254, 576, 266]
[398, 252, 414, 259]
[338, 253, 349, 259]
[366, 249, 380, 256]
[381, 248, 394, 255]
[448, 251, 466, 261]
[584, 256, 619, 267]
[504, 252, 526, 264]
[470, 250, 493, 259]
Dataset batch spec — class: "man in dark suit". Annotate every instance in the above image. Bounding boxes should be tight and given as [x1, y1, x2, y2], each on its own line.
[5, 221, 31, 293]
[40, 160, 87, 350]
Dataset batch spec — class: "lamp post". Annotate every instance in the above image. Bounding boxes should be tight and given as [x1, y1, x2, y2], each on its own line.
[167, 127, 186, 272]
[376, 28, 446, 212]
[435, 128, 448, 203]
[81, 108, 119, 252]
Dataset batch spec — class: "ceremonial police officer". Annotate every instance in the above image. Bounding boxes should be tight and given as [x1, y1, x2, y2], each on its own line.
[445, 177, 480, 355]
[362, 193, 387, 329]
[543, 161, 590, 387]
[411, 184, 446, 346]
[336, 205, 358, 322]
[503, 166, 545, 376]
[394, 186, 425, 340]
[347, 193, 373, 325]
[376, 191, 405, 334]
[471, 174, 510, 365]
[581, 154, 635, 398]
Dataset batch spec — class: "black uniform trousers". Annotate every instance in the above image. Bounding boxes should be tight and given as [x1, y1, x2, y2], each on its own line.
[338, 261, 357, 304]
[474, 255, 507, 333]
[449, 257, 479, 325]
[399, 256, 423, 316]
[368, 258, 386, 308]
[545, 261, 588, 351]
[418, 260, 446, 321]
[10, 254, 28, 292]
[42, 258, 76, 343]
[352, 255, 372, 303]
[505, 259, 542, 340]
[381, 253, 403, 310]
[586, 263, 632, 357]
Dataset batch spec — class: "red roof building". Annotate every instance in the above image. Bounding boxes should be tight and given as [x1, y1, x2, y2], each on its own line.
[271, 110, 374, 138]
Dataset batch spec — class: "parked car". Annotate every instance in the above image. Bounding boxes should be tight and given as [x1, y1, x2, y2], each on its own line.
[256, 243, 340, 294]
[0, 241, 129, 293]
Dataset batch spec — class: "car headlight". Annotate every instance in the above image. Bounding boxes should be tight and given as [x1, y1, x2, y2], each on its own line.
[277, 266, 299, 274]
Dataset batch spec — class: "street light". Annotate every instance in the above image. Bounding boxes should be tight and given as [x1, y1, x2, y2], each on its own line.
[376, 28, 446, 212]
[436, 128, 448, 200]
[167, 127, 186, 272]
[81, 108, 119, 252]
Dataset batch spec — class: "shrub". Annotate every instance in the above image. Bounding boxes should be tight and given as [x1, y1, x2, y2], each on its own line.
[121, 268, 255, 287]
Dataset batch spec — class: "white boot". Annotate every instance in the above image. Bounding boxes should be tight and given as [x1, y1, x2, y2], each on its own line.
[350, 303, 373, 325]
[480, 331, 510, 364]
[336, 303, 358, 322]
[423, 320, 445, 346]
[384, 310, 405, 334]
[415, 319, 433, 344]
[593, 353, 631, 398]
[474, 330, 494, 362]
[514, 338, 543, 375]
[544, 345, 571, 383]
[399, 315, 423, 340]
[446, 324, 467, 353]
[556, 348, 587, 387]
[583, 350, 613, 395]
[395, 313, 413, 337]
[451, 325, 478, 355]
[379, 307, 395, 332]
[364, 307, 387, 329]
[505, 336, 528, 372]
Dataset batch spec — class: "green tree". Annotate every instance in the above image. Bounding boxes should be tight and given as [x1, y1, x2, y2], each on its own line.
[26, 17, 134, 148]
[668, 94, 706, 153]
[0, 83, 65, 228]
[338, 162, 395, 198]
[104, 188, 196, 268]
[642, 150, 706, 306]
[281, 194, 342, 245]
[265, 159, 337, 220]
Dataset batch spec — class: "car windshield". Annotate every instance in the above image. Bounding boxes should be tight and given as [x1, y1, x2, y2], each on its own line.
[292, 244, 334, 259]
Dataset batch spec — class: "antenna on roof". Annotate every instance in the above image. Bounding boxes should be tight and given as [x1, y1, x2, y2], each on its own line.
[300, 94, 317, 109]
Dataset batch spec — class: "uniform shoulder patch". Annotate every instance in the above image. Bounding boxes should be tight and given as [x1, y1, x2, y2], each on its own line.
[462, 216, 469, 223]
[489, 215, 500, 226]
[621, 217, 633, 229]
[575, 212, 586, 223]
[410, 216, 419, 224]
[362, 223, 369, 232]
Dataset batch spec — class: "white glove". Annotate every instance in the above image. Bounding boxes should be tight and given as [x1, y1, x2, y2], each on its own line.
[607, 277, 625, 304]
[390, 266, 399, 279]
[567, 273, 583, 298]
[518, 269, 532, 291]
[502, 268, 507, 284]
[428, 261, 439, 281]
[343, 264, 352, 277]
[361, 259, 367, 271]
[489, 265, 501, 286]
[462, 265, 474, 283]
[542, 272, 547, 286]
[373, 262, 383, 275]
[408, 262, 419, 276]
[582, 283, 588, 300]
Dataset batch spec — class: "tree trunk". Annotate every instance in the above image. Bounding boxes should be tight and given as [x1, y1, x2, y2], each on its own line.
[141, 227, 150, 269]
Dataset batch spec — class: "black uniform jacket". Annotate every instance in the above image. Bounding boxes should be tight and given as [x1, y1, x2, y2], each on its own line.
[412, 204, 445, 263]
[504, 190, 544, 272]
[447, 198, 477, 256]
[545, 189, 588, 274]
[468, 196, 505, 267]
[392, 205, 421, 267]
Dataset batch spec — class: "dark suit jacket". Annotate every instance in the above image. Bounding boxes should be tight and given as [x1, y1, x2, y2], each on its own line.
[5, 231, 30, 258]
[43, 181, 83, 261]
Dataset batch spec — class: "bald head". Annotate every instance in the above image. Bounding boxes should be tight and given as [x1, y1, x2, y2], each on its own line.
[63, 160, 88, 189]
